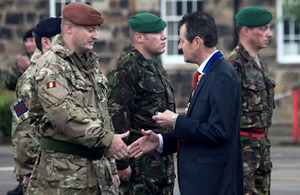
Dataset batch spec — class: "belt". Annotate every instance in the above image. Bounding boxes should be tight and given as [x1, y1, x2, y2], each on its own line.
[240, 128, 266, 137]
[40, 137, 103, 160]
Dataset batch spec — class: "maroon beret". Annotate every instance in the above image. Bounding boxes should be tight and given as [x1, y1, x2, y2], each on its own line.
[62, 2, 105, 26]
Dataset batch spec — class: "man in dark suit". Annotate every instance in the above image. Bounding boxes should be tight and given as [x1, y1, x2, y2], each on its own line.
[129, 11, 243, 195]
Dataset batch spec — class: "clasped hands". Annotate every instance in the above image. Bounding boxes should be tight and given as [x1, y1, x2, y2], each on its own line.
[109, 110, 175, 160]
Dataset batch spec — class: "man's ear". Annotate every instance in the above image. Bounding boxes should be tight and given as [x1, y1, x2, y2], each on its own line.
[41, 37, 51, 51]
[135, 32, 144, 44]
[241, 26, 250, 37]
[65, 22, 74, 34]
[193, 36, 203, 49]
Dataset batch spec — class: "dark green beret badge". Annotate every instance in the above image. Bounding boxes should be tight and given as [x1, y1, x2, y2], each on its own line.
[236, 6, 273, 27]
[129, 13, 167, 33]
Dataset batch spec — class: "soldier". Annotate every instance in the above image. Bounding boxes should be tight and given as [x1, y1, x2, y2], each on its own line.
[10, 17, 62, 194]
[5, 28, 36, 90]
[107, 13, 175, 194]
[23, 3, 129, 194]
[128, 11, 243, 195]
[227, 6, 275, 195]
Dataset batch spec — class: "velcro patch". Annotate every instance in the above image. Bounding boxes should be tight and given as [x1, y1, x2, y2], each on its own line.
[10, 99, 29, 124]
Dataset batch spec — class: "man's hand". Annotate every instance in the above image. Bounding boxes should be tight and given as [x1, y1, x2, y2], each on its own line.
[112, 174, 120, 193]
[109, 131, 130, 160]
[118, 166, 132, 181]
[128, 129, 159, 158]
[17, 55, 31, 73]
[22, 176, 30, 186]
[152, 110, 175, 129]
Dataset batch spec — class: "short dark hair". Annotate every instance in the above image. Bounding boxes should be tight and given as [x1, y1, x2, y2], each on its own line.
[178, 11, 218, 48]
[235, 22, 246, 35]
[35, 35, 42, 51]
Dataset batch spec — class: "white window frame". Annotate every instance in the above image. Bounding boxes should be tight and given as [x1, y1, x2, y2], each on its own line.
[50, 0, 90, 17]
[161, 0, 203, 68]
[277, 0, 300, 64]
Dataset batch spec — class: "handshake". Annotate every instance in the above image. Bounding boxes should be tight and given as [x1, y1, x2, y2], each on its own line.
[108, 110, 175, 160]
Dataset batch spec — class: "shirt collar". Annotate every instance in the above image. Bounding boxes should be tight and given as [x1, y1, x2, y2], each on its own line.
[197, 50, 219, 74]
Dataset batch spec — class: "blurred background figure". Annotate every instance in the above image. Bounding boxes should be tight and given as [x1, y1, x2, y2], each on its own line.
[6, 27, 36, 195]
[5, 28, 36, 91]
[9, 17, 61, 195]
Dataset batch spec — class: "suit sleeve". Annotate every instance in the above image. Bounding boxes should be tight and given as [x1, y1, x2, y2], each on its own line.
[161, 132, 178, 155]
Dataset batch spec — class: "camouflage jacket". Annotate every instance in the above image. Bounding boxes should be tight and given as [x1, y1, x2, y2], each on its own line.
[107, 48, 175, 174]
[5, 51, 31, 90]
[227, 43, 275, 129]
[10, 49, 43, 182]
[25, 35, 116, 191]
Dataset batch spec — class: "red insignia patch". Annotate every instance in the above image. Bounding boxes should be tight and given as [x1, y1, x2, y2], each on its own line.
[47, 82, 56, 88]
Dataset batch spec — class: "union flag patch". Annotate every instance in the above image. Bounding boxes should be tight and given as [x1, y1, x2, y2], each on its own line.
[47, 82, 56, 88]
[13, 100, 28, 117]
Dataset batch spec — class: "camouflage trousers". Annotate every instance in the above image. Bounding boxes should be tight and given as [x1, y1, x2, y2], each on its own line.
[26, 150, 116, 195]
[241, 135, 272, 195]
[119, 151, 175, 195]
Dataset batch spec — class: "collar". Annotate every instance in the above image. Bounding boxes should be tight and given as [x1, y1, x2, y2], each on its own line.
[197, 50, 219, 74]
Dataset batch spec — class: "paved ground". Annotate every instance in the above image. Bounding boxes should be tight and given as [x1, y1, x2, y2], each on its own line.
[0, 124, 299, 194]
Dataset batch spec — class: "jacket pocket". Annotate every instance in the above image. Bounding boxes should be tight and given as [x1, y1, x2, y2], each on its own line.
[241, 76, 266, 111]
[197, 154, 227, 164]
[38, 150, 98, 189]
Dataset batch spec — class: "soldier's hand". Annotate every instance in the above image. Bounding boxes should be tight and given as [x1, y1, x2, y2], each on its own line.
[112, 174, 120, 193]
[16, 55, 31, 73]
[22, 176, 30, 187]
[128, 129, 159, 158]
[109, 131, 130, 160]
[118, 166, 132, 181]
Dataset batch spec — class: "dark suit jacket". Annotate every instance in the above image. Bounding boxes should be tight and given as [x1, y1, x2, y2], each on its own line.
[162, 58, 243, 195]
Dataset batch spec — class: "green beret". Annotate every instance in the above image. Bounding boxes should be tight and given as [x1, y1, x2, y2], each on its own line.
[236, 6, 273, 27]
[129, 13, 166, 33]
[62, 2, 104, 26]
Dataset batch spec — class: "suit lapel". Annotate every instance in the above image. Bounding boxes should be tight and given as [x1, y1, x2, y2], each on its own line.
[186, 74, 207, 116]
[186, 60, 221, 116]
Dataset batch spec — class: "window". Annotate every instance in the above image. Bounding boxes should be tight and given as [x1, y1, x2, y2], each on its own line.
[50, 0, 91, 17]
[277, 0, 300, 64]
[161, 0, 203, 66]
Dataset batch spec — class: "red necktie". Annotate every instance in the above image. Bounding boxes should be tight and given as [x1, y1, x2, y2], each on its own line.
[178, 72, 202, 153]
[193, 71, 201, 90]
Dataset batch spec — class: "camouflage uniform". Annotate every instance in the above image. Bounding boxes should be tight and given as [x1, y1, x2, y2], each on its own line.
[24, 35, 117, 195]
[10, 49, 43, 193]
[107, 48, 176, 194]
[5, 51, 31, 90]
[227, 43, 275, 195]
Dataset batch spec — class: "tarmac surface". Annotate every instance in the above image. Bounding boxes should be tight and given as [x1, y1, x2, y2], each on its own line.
[0, 124, 299, 194]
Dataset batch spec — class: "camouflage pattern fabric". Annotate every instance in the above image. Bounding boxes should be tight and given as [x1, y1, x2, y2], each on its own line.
[118, 150, 175, 195]
[10, 49, 43, 186]
[241, 135, 272, 195]
[227, 43, 275, 129]
[25, 35, 117, 194]
[5, 51, 31, 90]
[227, 43, 274, 195]
[107, 48, 176, 195]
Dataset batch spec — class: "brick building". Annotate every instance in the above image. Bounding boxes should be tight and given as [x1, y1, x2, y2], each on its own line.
[0, 0, 299, 123]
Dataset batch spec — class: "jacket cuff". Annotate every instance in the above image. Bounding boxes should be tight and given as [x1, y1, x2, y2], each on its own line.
[102, 131, 114, 149]
[116, 159, 129, 170]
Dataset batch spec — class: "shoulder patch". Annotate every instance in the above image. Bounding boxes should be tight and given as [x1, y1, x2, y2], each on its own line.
[10, 100, 29, 124]
[47, 82, 56, 88]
